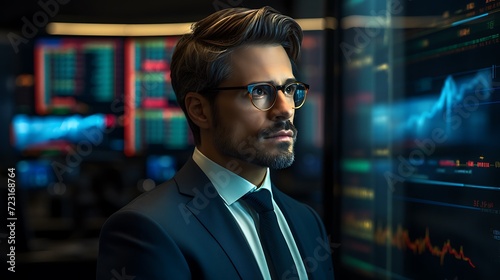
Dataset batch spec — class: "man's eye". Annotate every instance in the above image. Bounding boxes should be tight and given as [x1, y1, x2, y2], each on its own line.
[284, 84, 296, 94]
[252, 86, 270, 98]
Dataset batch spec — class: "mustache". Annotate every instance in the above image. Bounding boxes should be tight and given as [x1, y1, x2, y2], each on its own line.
[259, 120, 297, 139]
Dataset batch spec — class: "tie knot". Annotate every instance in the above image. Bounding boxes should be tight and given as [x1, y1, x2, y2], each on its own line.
[243, 189, 274, 214]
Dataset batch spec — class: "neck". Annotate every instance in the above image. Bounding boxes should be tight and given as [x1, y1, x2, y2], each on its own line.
[197, 145, 267, 186]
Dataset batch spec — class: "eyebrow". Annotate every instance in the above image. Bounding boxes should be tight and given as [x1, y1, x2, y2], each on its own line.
[249, 78, 298, 85]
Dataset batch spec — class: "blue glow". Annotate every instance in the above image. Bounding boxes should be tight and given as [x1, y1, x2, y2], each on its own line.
[407, 178, 500, 191]
[373, 70, 492, 143]
[12, 114, 107, 150]
[17, 160, 55, 189]
[451, 13, 489, 27]
[405, 71, 490, 129]
[147, 155, 176, 183]
[394, 195, 480, 211]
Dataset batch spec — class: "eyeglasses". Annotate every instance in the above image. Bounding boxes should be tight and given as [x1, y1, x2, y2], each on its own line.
[208, 81, 309, 111]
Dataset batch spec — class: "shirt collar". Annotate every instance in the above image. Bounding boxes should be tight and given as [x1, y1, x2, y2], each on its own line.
[192, 147, 272, 206]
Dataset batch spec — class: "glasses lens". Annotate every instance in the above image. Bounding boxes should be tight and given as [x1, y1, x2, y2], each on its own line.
[293, 84, 307, 107]
[249, 84, 275, 110]
[288, 83, 307, 108]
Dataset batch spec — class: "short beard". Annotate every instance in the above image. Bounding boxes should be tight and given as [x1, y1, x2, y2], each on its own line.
[213, 118, 297, 170]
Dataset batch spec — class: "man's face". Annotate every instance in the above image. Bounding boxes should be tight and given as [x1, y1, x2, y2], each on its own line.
[212, 45, 298, 169]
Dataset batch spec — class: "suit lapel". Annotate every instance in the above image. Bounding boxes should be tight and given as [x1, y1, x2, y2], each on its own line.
[174, 159, 263, 280]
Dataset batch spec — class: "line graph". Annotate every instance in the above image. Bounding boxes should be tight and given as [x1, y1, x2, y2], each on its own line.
[372, 66, 500, 189]
[405, 70, 491, 130]
[372, 68, 497, 143]
[374, 225, 476, 268]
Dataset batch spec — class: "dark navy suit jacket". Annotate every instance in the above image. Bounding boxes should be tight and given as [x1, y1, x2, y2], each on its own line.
[96, 158, 334, 279]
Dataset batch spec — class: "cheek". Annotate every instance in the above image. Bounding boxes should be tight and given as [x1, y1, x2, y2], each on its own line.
[215, 96, 271, 137]
[221, 109, 265, 137]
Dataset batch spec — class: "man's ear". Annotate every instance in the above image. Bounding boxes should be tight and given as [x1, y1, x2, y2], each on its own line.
[185, 92, 211, 129]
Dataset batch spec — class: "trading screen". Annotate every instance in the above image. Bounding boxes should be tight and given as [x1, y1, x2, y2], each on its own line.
[5, 36, 194, 252]
[338, 0, 500, 279]
[124, 37, 193, 156]
[13, 37, 125, 154]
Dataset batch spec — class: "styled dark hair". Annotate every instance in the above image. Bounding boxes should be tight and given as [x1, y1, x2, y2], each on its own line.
[170, 6, 303, 145]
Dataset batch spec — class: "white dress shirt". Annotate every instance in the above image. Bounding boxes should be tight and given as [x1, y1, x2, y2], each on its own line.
[192, 147, 308, 279]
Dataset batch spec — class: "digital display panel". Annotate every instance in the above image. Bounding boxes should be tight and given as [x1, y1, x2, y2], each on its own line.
[124, 37, 193, 156]
[34, 37, 123, 115]
[336, 0, 500, 279]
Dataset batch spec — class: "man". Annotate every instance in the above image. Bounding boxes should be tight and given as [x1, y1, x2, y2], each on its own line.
[96, 6, 334, 280]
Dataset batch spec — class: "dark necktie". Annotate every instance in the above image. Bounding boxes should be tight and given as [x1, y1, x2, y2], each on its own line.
[243, 189, 297, 279]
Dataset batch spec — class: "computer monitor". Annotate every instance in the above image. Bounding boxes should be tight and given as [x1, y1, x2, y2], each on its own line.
[123, 37, 193, 156]
[17, 37, 126, 155]
[34, 37, 124, 115]
[333, 0, 500, 279]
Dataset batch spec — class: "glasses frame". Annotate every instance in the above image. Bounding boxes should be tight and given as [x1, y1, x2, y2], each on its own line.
[208, 81, 310, 111]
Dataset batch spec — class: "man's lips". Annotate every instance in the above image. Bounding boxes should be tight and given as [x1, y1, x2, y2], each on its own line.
[263, 130, 295, 139]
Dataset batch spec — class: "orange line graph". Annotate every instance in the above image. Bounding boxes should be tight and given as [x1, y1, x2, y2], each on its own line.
[374, 225, 476, 268]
